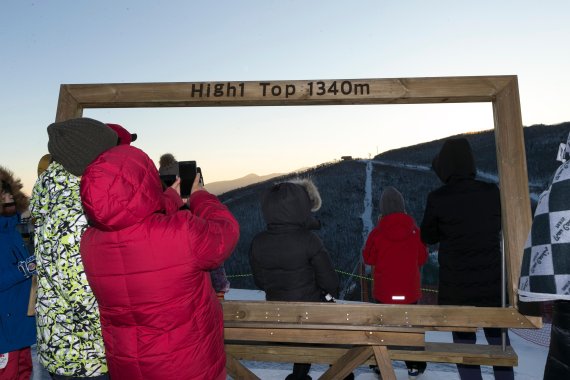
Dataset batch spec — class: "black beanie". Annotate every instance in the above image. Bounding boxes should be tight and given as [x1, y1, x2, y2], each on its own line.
[47, 117, 118, 176]
[379, 186, 405, 216]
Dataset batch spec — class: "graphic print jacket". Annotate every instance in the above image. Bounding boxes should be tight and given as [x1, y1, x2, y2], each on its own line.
[30, 162, 107, 377]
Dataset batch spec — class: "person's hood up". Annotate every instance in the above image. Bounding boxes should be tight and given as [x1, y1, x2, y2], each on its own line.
[378, 213, 419, 242]
[0, 165, 29, 215]
[106, 123, 137, 145]
[80, 145, 163, 231]
[432, 138, 477, 184]
[261, 178, 321, 227]
[379, 186, 405, 216]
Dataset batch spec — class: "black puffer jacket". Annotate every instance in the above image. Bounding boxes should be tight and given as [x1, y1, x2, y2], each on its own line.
[420, 138, 503, 307]
[249, 179, 339, 302]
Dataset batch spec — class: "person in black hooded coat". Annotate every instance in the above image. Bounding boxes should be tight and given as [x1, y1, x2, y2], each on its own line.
[420, 138, 514, 380]
[249, 179, 340, 380]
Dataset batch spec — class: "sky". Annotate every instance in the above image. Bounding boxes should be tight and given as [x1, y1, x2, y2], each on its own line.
[2, 1, 570, 194]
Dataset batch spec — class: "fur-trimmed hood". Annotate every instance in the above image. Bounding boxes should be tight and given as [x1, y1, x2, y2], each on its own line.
[287, 178, 321, 212]
[261, 178, 322, 227]
[0, 165, 29, 214]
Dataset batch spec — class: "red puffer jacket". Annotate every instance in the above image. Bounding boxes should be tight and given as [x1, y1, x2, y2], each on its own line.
[363, 213, 427, 304]
[79, 145, 239, 380]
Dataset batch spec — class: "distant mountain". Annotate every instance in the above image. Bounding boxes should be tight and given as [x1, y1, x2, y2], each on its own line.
[205, 172, 283, 195]
[218, 122, 570, 301]
[375, 121, 570, 194]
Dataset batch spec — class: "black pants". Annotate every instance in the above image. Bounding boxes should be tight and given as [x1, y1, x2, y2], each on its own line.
[50, 374, 110, 380]
[288, 363, 354, 380]
[544, 300, 570, 380]
[289, 363, 311, 379]
[452, 328, 514, 380]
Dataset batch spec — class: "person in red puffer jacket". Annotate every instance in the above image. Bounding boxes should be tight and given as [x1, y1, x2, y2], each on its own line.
[363, 186, 428, 378]
[79, 145, 239, 380]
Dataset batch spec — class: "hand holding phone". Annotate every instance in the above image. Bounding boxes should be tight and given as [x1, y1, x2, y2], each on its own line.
[191, 172, 204, 194]
[197, 167, 204, 186]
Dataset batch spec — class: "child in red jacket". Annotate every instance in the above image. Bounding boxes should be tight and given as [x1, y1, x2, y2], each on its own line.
[363, 186, 428, 378]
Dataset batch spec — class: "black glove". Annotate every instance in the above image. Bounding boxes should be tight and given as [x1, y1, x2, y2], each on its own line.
[17, 256, 37, 278]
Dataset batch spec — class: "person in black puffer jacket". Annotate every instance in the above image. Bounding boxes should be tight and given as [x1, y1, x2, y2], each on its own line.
[420, 138, 514, 380]
[249, 178, 341, 380]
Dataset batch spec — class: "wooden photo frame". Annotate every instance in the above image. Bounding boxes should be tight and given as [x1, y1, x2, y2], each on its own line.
[55, 75, 539, 328]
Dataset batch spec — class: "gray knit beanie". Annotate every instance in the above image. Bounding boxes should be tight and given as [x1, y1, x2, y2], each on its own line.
[47, 117, 118, 176]
[379, 186, 405, 216]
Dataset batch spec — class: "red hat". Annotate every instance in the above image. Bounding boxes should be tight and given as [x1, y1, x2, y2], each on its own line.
[106, 123, 137, 145]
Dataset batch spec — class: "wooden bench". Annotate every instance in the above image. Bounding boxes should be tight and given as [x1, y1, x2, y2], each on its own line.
[223, 301, 537, 380]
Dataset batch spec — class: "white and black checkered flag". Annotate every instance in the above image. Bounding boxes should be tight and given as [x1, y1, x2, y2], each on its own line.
[519, 159, 570, 302]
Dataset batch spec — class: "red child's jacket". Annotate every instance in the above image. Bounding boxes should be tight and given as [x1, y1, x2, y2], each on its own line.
[363, 213, 428, 304]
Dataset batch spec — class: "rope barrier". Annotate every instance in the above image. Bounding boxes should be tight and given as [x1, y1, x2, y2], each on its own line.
[226, 270, 439, 293]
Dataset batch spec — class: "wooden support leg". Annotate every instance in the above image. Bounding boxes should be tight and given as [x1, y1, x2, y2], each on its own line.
[373, 346, 396, 380]
[226, 353, 260, 380]
[320, 346, 372, 380]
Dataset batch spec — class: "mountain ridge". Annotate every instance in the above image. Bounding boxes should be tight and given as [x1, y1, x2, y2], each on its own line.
[205, 172, 284, 195]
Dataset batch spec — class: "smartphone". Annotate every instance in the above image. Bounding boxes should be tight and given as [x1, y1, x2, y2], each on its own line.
[178, 160, 197, 198]
[160, 174, 176, 187]
[197, 167, 204, 185]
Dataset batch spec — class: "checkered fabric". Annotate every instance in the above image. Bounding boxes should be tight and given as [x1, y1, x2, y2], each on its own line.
[519, 159, 570, 302]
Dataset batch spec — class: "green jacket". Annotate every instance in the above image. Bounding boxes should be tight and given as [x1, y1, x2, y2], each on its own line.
[30, 162, 107, 377]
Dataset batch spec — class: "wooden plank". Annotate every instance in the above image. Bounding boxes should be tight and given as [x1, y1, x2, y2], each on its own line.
[225, 342, 518, 367]
[225, 327, 424, 346]
[55, 85, 83, 121]
[373, 346, 397, 380]
[493, 78, 533, 310]
[59, 76, 514, 109]
[223, 301, 540, 328]
[320, 346, 372, 380]
[392, 342, 518, 366]
[430, 326, 478, 332]
[226, 353, 260, 380]
[224, 321, 426, 333]
[226, 343, 344, 364]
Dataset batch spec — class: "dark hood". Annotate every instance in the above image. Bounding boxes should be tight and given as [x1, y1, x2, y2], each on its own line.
[432, 138, 477, 184]
[261, 179, 320, 228]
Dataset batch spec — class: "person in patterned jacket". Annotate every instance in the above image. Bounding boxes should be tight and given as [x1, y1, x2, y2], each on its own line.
[30, 118, 118, 380]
